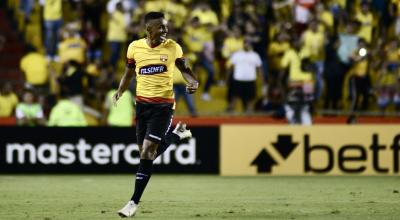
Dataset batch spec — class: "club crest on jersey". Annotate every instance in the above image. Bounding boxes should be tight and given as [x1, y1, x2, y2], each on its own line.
[139, 64, 167, 75]
[160, 55, 168, 62]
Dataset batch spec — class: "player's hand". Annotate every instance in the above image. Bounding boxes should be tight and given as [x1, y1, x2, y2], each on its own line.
[112, 91, 123, 107]
[186, 81, 199, 94]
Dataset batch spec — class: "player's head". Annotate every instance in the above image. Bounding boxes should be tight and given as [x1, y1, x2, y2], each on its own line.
[144, 12, 168, 42]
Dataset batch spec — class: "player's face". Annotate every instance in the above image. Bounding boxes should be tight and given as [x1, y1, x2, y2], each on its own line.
[147, 18, 168, 42]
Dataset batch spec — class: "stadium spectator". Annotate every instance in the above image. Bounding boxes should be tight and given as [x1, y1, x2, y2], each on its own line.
[82, 0, 104, 32]
[226, 39, 264, 113]
[323, 36, 345, 111]
[2, 0, 400, 118]
[315, 3, 334, 35]
[20, 44, 49, 95]
[58, 28, 87, 65]
[183, 16, 215, 101]
[0, 82, 19, 117]
[15, 90, 46, 126]
[244, 20, 268, 83]
[293, 0, 318, 37]
[337, 20, 359, 72]
[348, 38, 371, 118]
[227, 1, 252, 29]
[57, 60, 88, 108]
[103, 81, 133, 126]
[83, 20, 102, 62]
[47, 90, 87, 126]
[41, 0, 63, 61]
[300, 19, 326, 100]
[281, 39, 314, 125]
[190, 2, 219, 28]
[164, 0, 189, 30]
[268, 32, 290, 86]
[355, 1, 375, 44]
[19, 0, 35, 22]
[222, 25, 244, 105]
[174, 61, 198, 117]
[107, 1, 128, 69]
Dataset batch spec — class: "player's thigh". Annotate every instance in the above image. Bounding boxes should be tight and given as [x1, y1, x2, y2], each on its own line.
[144, 104, 174, 144]
[135, 103, 149, 146]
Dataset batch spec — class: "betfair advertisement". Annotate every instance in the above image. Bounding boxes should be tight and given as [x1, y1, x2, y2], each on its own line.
[221, 125, 400, 176]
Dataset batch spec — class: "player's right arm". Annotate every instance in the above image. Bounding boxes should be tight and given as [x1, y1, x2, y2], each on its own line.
[112, 65, 136, 106]
[113, 42, 136, 106]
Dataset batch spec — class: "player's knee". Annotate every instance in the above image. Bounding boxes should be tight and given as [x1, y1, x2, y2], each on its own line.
[140, 140, 158, 160]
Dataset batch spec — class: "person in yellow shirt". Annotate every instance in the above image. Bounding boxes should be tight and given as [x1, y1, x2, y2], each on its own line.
[377, 39, 400, 112]
[183, 16, 216, 101]
[42, 0, 63, 61]
[268, 32, 290, 85]
[112, 12, 198, 217]
[281, 39, 314, 125]
[58, 29, 87, 65]
[348, 39, 370, 120]
[0, 82, 19, 117]
[222, 26, 244, 59]
[107, 2, 127, 69]
[164, 0, 188, 29]
[20, 45, 49, 93]
[300, 19, 326, 100]
[190, 2, 219, 28]
[355, 2, 374, 43]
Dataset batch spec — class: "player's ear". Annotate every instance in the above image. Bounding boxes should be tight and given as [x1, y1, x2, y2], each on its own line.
[145, 23, 151, 34]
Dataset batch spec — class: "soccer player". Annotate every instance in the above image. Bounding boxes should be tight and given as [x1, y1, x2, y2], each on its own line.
[112, 12, 199, 217]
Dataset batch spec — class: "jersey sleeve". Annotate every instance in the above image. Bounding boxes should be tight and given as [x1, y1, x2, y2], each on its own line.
[175, 42, 183, 59]
[126, 42, 136, 68]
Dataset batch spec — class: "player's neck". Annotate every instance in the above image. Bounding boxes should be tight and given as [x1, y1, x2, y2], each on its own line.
[146, 38, 164, 48]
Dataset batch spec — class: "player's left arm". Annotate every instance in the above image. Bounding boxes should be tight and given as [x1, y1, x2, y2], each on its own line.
[175, 57, 198, 94]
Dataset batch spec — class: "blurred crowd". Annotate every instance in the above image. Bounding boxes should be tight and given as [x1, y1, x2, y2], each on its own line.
[0, 0, 399, 126]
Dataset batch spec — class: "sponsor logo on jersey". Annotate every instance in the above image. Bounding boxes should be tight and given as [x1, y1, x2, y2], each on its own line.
[160, 55, 168, 62]
[139, 64, 167, 75]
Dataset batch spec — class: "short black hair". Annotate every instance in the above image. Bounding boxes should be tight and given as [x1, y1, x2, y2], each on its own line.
[144, 12, 165, 23]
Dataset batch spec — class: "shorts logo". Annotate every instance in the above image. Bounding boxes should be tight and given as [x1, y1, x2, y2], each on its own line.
[160, 55, 168, 62]
[139, 64, 167, 75]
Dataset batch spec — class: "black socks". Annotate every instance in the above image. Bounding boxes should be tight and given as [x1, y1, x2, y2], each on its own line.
[155, 132, 180, 158]
[131, 159, 153, 204]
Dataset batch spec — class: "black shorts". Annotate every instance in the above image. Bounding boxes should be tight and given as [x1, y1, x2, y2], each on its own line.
[232, 80, 256, 102]
[135, 102, 174, 145]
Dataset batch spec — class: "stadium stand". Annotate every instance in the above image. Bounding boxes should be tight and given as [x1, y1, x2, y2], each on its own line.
[0, 0, 399, 126]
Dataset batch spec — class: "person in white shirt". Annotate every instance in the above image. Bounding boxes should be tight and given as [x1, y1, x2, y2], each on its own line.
[227, 39, 265, 112]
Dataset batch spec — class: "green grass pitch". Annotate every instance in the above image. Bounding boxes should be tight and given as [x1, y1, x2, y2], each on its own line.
[0, 175, 399, 219]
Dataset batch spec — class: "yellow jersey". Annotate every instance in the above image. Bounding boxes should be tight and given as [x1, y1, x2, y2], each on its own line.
[107, 10, 127, 42]
[20, 52, 49, 85]
[43, 0, 62, 21]
[301, 30, 325, 61]
[281, 49, 313, 82]
[222, 37, 244, 59]
[126, 38, 183, 103]
[58, 37, 87, 64]
[356, 12, 373, 43]
[0, 93, 18, 117]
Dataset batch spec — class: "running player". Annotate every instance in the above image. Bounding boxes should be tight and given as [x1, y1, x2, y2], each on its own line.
[112, 12, 199, 217]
